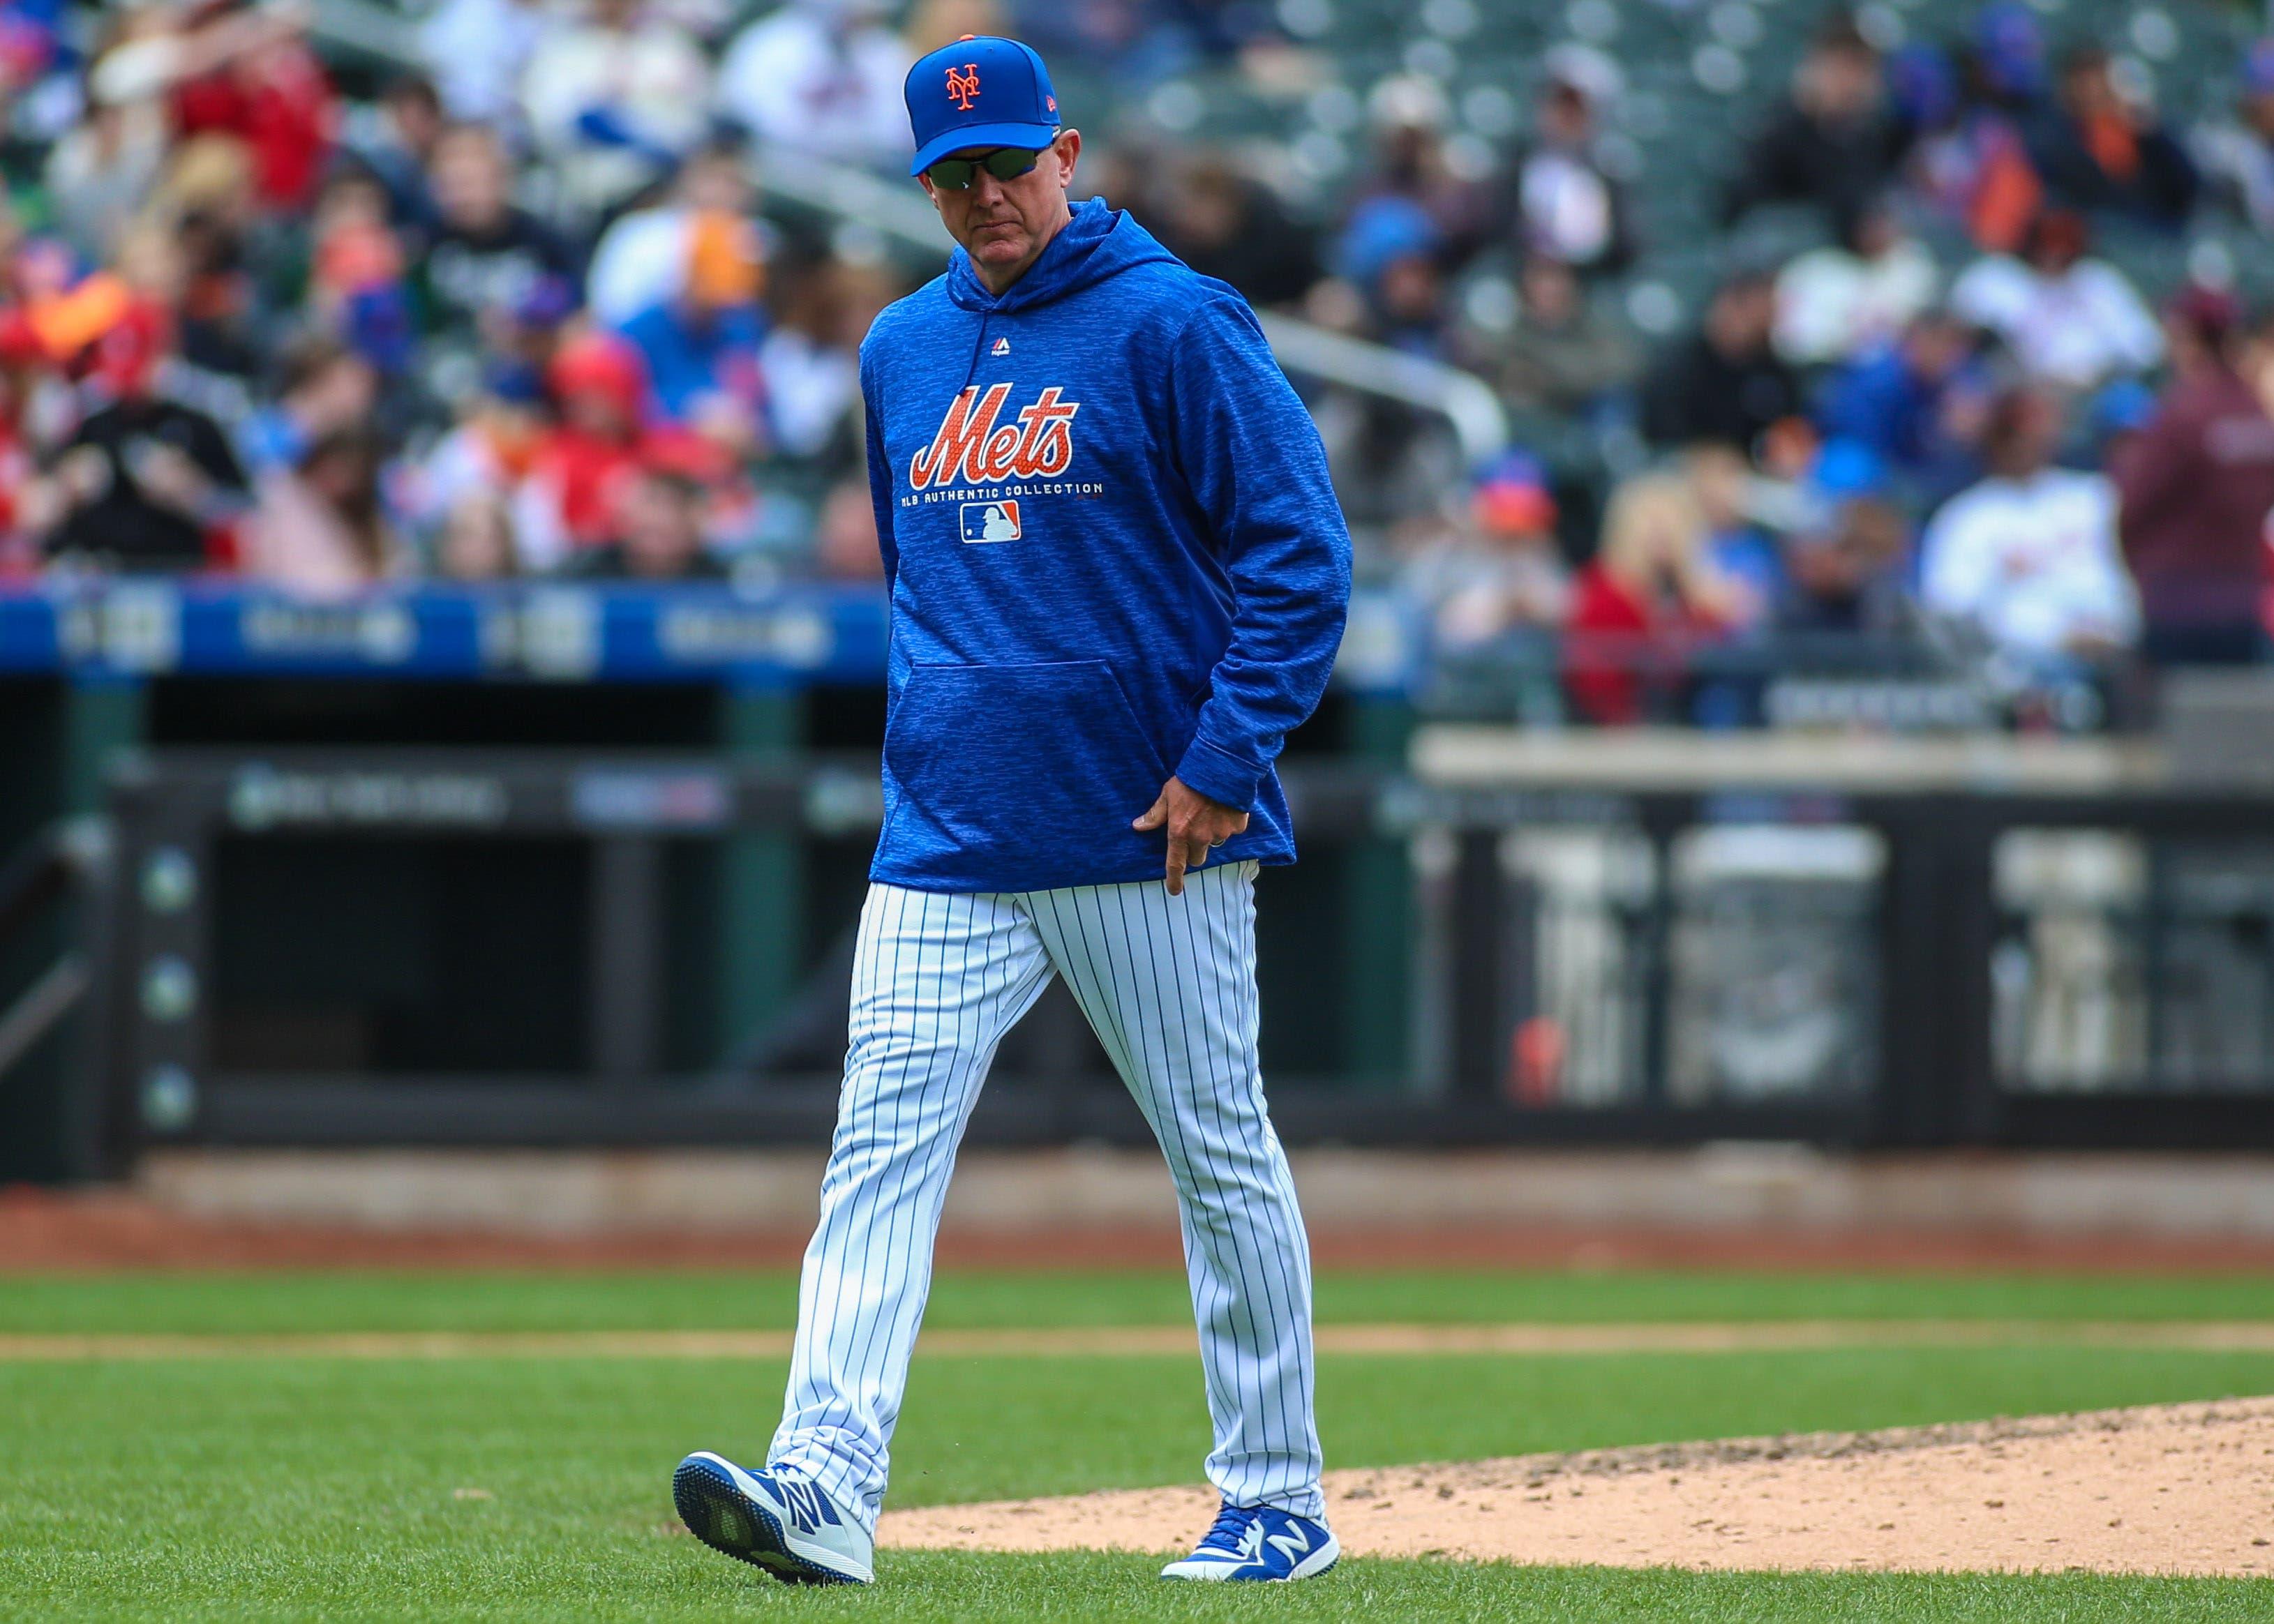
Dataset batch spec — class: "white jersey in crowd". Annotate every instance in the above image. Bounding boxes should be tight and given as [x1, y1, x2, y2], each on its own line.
[1948, 255, 2163, 391]
[1919, 468, 2141, 656]
[715, 3, 912, 169]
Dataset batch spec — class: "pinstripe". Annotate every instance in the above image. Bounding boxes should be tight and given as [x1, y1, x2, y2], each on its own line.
[768, 864, 1324, 1532]
[1128, 881, 1266, 1489]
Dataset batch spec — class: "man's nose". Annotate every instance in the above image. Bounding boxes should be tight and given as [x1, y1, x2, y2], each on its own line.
[968, 170, 1008, 206]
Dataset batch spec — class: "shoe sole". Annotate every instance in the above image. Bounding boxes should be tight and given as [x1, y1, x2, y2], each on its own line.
[1162, 1535, 1341, 1581]
[671, 1456, 863, 1586]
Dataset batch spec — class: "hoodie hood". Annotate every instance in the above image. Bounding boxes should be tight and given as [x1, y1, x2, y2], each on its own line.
[944, 197, 1179, 315]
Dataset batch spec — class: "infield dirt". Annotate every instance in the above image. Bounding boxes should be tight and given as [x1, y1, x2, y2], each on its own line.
[881, 1397, 2274, 1578]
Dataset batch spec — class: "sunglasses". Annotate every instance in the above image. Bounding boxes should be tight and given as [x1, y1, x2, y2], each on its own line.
[924, 146, 1043, 190]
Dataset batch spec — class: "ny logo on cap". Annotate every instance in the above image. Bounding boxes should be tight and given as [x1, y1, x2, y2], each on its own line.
[945, 63, 980, 110]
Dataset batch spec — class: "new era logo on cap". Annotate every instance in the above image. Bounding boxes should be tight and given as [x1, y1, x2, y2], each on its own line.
[904, 36, 1061, 178]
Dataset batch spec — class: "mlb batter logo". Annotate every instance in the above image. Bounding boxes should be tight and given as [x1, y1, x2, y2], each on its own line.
[960, 499, 1022, 542]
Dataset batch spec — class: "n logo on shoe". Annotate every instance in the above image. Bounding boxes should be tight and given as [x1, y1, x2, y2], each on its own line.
[1264, 1523, 1311, 1563]
[773, 1478, 840, 1534]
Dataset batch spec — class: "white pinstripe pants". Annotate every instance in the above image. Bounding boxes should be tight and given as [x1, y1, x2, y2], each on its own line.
[766, 859, 1324, 1532]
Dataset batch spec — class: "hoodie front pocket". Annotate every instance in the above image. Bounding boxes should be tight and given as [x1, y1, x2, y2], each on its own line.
[883, 660, 1174, 885]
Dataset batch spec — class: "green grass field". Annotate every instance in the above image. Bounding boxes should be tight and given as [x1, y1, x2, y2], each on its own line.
[8, 1268, 2274, 1621]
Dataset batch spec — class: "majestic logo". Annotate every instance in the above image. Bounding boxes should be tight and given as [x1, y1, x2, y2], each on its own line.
[944, 63, 980, 110]
[960, 499, 1021, 541]
[909, 384, 1079, 490]
[990, 336, 1010, 356]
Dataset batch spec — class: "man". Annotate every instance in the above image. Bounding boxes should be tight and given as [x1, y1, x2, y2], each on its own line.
[420, 123, 580, 352]
[1949, 208, 2162, 391]
[2026, 46, 2197, 230]
[2111, 286, 2274, 665]
[1640, 269, 1803, 455]
[44, 299, 249, 572]
[1920, 385, 2139, 668]
[614, 211, 767, 435]
[672, 34, 1351, 1588]
[1721, 15, 1910, 232]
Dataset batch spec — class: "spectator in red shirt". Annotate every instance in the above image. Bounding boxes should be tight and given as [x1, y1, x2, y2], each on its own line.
[2113, 286, 2274, 665]
[170, 1, 336, 212]
[1565, 470, 1745, 723]
[514, 329, 650, 569]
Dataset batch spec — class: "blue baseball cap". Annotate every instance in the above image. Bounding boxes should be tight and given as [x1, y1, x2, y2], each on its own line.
[904, 35, 1061, 179]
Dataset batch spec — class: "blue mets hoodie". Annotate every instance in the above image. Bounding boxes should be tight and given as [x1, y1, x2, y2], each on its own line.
[860, 198, 1352, 894]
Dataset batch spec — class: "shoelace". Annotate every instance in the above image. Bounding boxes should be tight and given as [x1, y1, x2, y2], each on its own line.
[1195, 1503, 1262, 1555]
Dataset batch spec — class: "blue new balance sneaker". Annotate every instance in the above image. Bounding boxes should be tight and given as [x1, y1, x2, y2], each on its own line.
[672, 1451, 873, 1585]
[1160, 1502, 1340, 1581]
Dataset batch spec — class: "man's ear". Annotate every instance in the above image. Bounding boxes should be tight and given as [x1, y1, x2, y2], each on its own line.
[1054, 128, 1082, 187]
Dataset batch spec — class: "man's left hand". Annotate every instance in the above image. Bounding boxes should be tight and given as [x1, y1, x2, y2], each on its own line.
[1132, 776, 1248, 897]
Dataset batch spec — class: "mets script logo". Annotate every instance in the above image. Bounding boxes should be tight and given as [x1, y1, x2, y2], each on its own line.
[944, 63, 980, 110]
[909, 384, 1079, 489]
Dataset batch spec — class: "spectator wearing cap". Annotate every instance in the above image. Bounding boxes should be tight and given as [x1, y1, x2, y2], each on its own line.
[1772, 194, 1940, 367]
[715, 0, 913, 170]
[1777, 438, 1913, 635]
[1398, 451, 1571, 650]
[1335, 196, 1449, 358]
[616, 211, 768, 441]
[521, 0, 712, 223]
[2024, 46, 2196, 232]
[1505, 44, 1633, 278]
[1919, 385, 2139, 667]
[513, 329, 652, 569]
[1950, 209, 2161, 391]
[42, 298, 250, 573]
[2111, 287, 2274, 666]
[1640, 270, 1803, 455]
[2193, 40, 2274, 234]
[1723, 15, 1912, 233]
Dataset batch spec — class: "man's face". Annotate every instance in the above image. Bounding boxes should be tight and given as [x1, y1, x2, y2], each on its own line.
[431, 132, 507, 229]
[1809, 45, 1879, 120]
[2063, 59, 2118, 117]
[620, 474, 705, 575]
[920, 131, 1082, 283]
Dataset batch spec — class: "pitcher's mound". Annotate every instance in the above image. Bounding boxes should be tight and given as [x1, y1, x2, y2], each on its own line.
[881, 1397, 2274, 1576]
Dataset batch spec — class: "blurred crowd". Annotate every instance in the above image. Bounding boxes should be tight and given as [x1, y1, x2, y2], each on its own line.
[1253, 11, 2274, 722]
[3, 1, 2274, 722]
